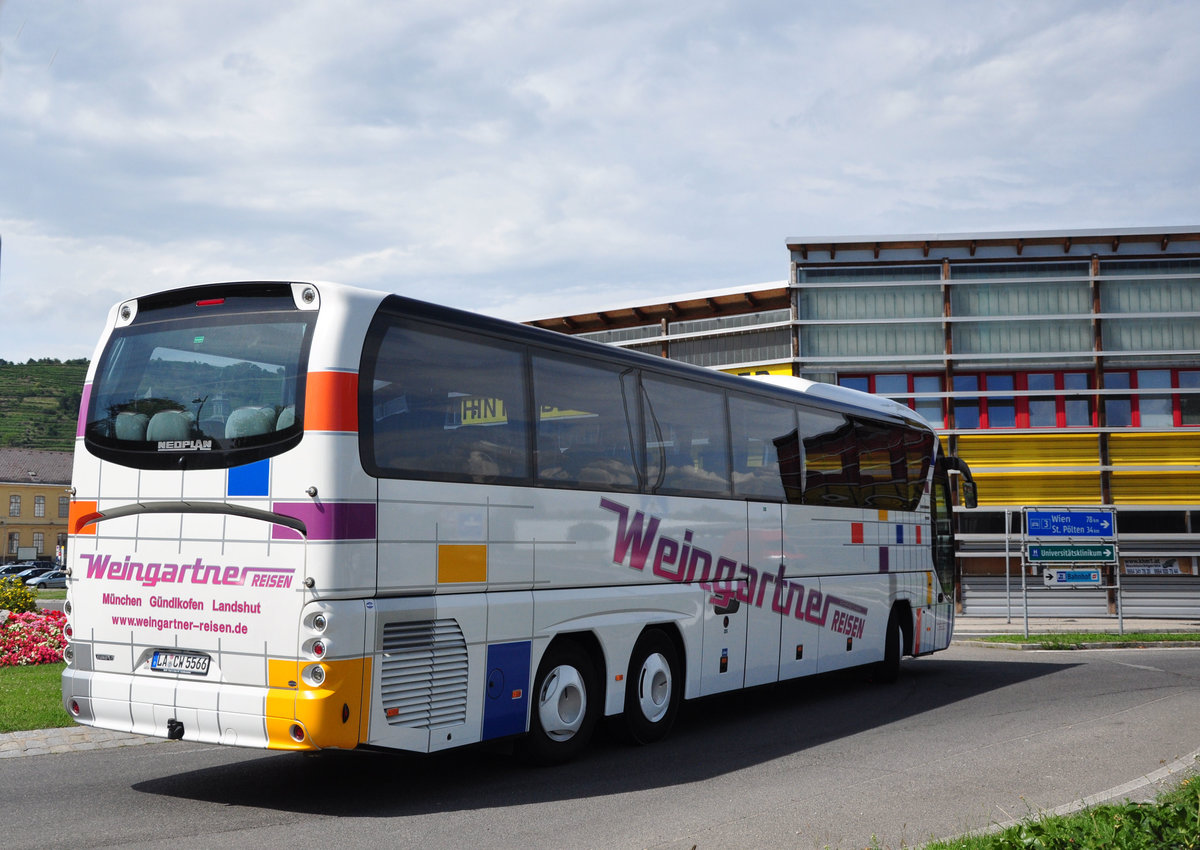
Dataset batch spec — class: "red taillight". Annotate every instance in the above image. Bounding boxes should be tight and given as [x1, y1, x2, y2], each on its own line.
[312, 639, 326, 659]
[290, 724, 306, 742]
[69, 700, 80, 716]
[196, 298, 225, 307]
[64, 623, 73, 639]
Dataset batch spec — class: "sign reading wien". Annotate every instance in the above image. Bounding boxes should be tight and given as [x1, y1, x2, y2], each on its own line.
[1026, 510, 1115, 539]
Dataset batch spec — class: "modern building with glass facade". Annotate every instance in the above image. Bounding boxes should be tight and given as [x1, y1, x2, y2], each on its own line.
[526, 227, 1200, 617]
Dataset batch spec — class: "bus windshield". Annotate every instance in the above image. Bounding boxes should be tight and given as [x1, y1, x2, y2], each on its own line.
[83, 286, 315, 469]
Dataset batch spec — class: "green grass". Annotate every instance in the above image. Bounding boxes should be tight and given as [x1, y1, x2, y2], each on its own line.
[974, 632, 1200, 650]
[0, 359, 89, 451]
[0, 662, 72, 733]
[926, 774, 1200, 849]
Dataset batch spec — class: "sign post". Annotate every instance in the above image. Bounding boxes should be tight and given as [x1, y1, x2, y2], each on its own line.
[1021, 507, 1121, 637]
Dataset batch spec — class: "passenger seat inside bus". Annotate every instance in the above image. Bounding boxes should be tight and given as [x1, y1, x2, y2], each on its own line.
[225, 406, 277, 439]
[115, 411, 149, 441]
[146, 410, 195, 441]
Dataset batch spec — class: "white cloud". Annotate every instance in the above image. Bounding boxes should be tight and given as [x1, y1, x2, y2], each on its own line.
[0, 0, 1198, 361]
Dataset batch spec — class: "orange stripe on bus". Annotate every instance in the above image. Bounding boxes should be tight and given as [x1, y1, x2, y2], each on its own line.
[69, 500, 99, 535]
[305, 371, 358, 432]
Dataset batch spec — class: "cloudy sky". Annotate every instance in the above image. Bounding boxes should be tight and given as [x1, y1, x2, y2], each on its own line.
[1, 1, 1197, 361]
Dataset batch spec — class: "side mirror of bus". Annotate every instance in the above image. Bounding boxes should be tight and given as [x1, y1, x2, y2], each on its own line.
[960, 480, 978, 510]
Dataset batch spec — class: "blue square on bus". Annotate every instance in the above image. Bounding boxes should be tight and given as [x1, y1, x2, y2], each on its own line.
[228, 459, 270, 496]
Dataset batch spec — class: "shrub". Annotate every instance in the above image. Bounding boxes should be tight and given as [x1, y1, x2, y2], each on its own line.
[0, 576, 37, 614]
[0, 609, 67, 666]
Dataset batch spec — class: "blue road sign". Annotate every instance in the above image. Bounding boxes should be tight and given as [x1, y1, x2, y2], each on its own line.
[1043, 567, 1103, 587]
[1026, 510, 1115, 538]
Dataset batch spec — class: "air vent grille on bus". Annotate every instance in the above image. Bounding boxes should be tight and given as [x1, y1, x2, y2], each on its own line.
[379, 619, 468, 729]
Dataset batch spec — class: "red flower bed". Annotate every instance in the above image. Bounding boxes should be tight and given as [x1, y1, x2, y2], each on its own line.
[0, 610, 67, 667]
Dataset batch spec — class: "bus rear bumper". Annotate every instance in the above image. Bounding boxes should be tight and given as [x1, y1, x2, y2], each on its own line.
[60, 665, 364, 752]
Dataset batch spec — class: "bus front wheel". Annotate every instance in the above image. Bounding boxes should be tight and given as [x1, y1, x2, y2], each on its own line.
[623, 628, 681, 745]
[520, 640, 599, 765]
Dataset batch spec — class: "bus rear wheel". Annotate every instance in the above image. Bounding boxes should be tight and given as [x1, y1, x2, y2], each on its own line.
[874, 606, 904, 684]
[520, 640, 599, 765]
[623, 629, 681, 745]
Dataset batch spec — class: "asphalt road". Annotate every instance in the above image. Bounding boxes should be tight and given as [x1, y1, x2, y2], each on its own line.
[4, 644, 1199, 850]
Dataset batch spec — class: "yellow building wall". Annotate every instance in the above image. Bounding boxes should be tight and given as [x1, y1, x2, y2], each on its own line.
[955, 433, 1099, 467]
[1108, 432, 1200, 505]
[2, 482, 71, 561]
[721, 363, 794, 378]
[942, 432, 1200, 507]
[952, 433, 1102, 506]
[1108, 432, 1200, 465]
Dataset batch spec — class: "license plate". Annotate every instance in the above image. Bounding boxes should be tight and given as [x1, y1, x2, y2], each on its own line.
[151, 651, 210, 676]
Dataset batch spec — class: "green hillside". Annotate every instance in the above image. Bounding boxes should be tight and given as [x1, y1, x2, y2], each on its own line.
[0, 359, 89, 452]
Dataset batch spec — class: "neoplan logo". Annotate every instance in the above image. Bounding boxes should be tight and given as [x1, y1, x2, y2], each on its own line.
[157, 439, 212, 451]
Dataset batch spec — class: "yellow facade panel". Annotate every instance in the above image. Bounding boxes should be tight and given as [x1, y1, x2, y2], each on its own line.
[955, 433, 1099, 468]
[972, 471, 1102, 506]
[722, 364, 794, 378]
[1110, 472, 1200, 505]
[1108, 432, 1200, 466]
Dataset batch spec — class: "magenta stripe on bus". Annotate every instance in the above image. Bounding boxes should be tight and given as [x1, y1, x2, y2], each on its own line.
[77, 384, 92, 437]
[270, 502, 377, 541]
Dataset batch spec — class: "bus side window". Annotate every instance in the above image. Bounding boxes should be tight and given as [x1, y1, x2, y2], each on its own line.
[531, 353, 639, 491]
[729, 394, 793, 501]
[366, 320, 530, 482]
[642, 377, 730, 497]
[794, 406, 853, 506]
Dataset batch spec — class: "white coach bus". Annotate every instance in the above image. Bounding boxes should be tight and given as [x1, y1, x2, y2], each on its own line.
[62, 280, 975, 763]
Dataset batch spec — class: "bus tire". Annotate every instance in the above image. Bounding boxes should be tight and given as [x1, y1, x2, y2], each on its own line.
[875, 606, 904, 684]
[520, 639, 599, 765]
[623, 628, 681, 745]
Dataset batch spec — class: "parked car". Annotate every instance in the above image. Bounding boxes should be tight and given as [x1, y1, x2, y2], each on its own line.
[27, 570, 67, 590]
[0, 560, 54, 577]
[10, 566, 54, 581]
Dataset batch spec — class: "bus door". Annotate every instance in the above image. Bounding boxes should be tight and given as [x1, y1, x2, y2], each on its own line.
[700, 578, 748, 696]
[814, 574, 888, 674]
[744, 502, 783, 687]
[921, 455, 972, 653]
[777, 503, 822, 681]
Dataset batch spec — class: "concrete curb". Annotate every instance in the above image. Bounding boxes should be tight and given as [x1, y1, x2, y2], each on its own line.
[955, 638, 1200, 651]
[0, 725, 158, 759]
